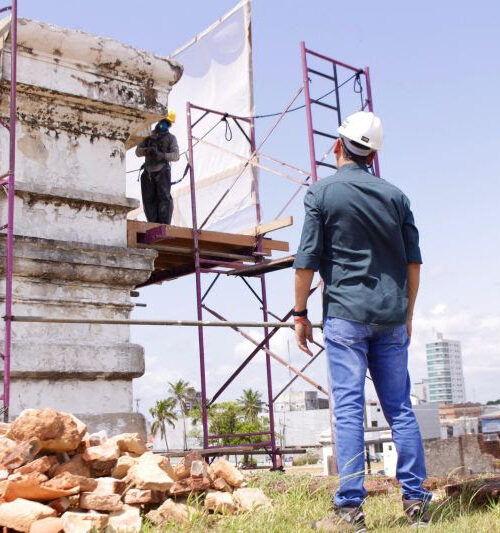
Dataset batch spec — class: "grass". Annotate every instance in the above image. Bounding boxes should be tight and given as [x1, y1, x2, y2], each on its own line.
[142, 473, 500, 532]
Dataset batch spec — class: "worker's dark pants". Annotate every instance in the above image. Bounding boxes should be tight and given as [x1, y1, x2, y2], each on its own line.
[141, 165, 173, 224]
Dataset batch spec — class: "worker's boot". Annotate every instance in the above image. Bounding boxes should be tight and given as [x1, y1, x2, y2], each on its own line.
[311, 505, 367, 532]
[403, 498, 431, 528]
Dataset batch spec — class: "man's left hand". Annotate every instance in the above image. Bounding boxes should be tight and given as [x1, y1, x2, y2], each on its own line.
[295, 317, 313, 356]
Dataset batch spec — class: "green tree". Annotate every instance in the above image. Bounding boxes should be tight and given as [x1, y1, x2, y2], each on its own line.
[486, 399, 500, 405]
[237, 388, 263, 422]
[168, 379, 195, 450]
[149, 398, 177, 451]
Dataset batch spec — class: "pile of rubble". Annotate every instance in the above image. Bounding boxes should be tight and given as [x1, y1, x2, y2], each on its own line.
[0, 408, 272, 532]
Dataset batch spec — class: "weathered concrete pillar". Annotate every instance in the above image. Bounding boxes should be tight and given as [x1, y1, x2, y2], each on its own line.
[0, 18, 182, 434]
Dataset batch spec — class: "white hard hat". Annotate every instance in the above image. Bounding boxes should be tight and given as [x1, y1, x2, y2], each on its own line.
[337, 111, 384, 155]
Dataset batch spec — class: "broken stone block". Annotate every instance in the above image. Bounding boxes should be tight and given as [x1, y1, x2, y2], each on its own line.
[61, 511, 108, 533]
[88, 430, 108, 447]
[90, 460, 117, 478]
[2, 438, 42, 469]
[204, 489, 236, 514]
[83, 441, 121, 463]
[0, 436, 20, 463]
[212, 477, 233, 492]
[7, 409, 86, 453]
[0, 498, 57, 532]
[109, 433, 147, 456]
[233, 487, 272, 512]
[123, 488, 157, 505]
[94, 477, 127, 495]
[106, 505, 142, 533]
[126, 452, 174, 491]
[4, 473, 79, 502]
[29, 516, 64, 533]
[0, 423, 10, 437]
[50, 454, 91, 478]
[169, 476, 211, 496]
[15, 456, 59, 476]
[111, 455, 137, 479]
[67, 494, 80, 509]
[0, 468, 8, 481]
[146, 498, 194, 526]
[80, 491, 123, 512]
[173, 452, 203, 481]
[211, 458, 245, 488]
[190, 460, 208, 478]
[47, 497, 70, 515]
[43, 472, 98, 492]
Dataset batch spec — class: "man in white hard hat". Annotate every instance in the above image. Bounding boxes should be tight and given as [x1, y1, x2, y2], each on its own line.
[293, 111, 431, 531]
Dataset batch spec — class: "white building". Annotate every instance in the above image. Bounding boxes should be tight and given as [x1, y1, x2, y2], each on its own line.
[274, 390, 329, 412]
[426, 333, 466, 404]
[412, 379, 429, 403]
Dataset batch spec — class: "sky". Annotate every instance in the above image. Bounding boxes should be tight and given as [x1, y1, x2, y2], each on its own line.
[18, 1, 500, 415]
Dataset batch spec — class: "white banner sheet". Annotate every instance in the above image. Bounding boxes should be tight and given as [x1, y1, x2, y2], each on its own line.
[127, 0, 258, 233]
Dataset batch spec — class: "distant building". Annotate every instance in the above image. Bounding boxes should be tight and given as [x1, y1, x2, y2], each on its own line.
[185, 390, 202, 412]
[438, 402, 482, 438]
[481, 409, 500, 441]
[412, 379, 429, 403]
[274, 390, 329, 412]
[426, 332, 466, 403]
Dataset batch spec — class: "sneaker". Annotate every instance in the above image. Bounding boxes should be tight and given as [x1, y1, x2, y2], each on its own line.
[312, 506, 367, 532]
[403, 498, 430, 528]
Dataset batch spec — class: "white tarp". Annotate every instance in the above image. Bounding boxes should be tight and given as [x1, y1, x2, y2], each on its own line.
[127, 0, 257, 232]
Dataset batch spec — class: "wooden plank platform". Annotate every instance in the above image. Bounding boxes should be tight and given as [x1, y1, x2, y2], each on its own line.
[127, 220, 291, 286]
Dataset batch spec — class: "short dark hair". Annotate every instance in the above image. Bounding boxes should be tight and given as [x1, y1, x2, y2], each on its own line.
[341, 138, 373, 167]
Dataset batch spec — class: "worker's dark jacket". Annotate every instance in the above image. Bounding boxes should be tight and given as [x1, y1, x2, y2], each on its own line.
[135, 131, 179, 172]
[293, 163, 422, 325]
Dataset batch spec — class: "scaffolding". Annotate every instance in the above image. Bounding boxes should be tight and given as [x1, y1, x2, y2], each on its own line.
[0, 4, 380, 466]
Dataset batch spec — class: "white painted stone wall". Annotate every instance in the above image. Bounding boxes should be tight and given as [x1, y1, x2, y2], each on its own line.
[0, 17, 183, 434]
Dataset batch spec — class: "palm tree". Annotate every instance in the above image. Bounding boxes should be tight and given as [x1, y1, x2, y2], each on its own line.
[168, 380, 195, 450]
[149, 398, 177, 451]
[237, 388, 263, 422]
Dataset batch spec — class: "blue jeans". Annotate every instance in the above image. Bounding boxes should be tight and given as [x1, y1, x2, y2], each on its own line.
[324, 317, 431, 507]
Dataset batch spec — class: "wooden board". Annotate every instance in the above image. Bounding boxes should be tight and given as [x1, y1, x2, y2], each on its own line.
[128, 220, 291, 286]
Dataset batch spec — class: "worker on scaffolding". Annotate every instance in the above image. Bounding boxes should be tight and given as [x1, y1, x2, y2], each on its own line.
[136, 110, 179, 224]
[293, 111, 431, 531]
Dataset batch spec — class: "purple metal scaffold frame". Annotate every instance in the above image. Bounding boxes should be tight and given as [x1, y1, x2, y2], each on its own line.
[182, 42, 380, 467]
[0, 0, 17, 421]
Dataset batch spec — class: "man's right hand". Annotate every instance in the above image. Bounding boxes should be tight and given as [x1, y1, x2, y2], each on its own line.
[295, 317, 313, 356]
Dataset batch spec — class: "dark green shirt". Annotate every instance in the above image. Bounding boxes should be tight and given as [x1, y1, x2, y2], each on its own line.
[293, 163, 422, 325]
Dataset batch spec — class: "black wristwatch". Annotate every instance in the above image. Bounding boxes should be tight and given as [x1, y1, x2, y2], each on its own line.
[292, 308, 308, 317]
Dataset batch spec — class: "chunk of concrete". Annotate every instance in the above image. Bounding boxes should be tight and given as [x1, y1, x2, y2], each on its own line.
[51, 455, 90, 478]
[2, 438, 42, 469]
[212, 477, 233, 493]
[126, 452, 174, 491]
[80, 492, 123, 512]
[204, 490, 236, 514]
[146, 498, 194, 526]
[4, 473, 80, 502]
[106, 505, 142, 533]
[47, 497, 70, 515]
[0, 498, 57, 532]
[15, 456, 59, 476]
[93, 477, 127, 496]
[61, 511, 109, 533]
[83, 441, 121, 462]
[43, 472, 97, 492]
[29, 517, 64, 533]
[123, 488, 159, 505]
[7, 409, 86, 453]
[233, 487, 272, 512]
[111, 455, 137, 479]
[169, 476, 211, 496]
[109, 433, 147, 456]
[211, 458, 245, 488]
[173, 451, 203, 481]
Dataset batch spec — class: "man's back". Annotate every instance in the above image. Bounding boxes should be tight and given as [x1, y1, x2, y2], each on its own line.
[294, 162, 421, 324]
